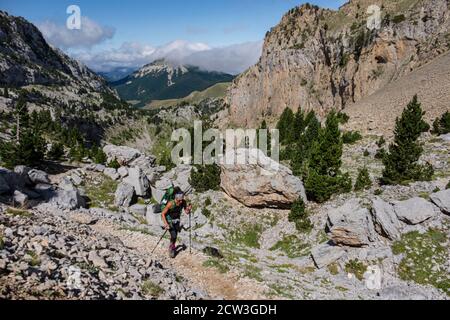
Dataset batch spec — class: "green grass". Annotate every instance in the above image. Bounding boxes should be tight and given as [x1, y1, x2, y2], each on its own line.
[147, 82, 231, 109]
[84, 175, 119, 211]
[392, 229, 449, 295]
[243, 264, 264, 282]
[26, 250, 41, 267]
[5, 208, 32, 217]
[267, 283, 295, 299]
[269, 235, 311, 258]
[327, 263, 339, 275]
[229, 224, 262, 249]
[202, 258, 230, 274]
[345, 259, 367, 281]
[141, 280, 165, 298]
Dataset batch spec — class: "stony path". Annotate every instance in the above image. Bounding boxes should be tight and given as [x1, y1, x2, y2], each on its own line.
[90, 219, 272, 300]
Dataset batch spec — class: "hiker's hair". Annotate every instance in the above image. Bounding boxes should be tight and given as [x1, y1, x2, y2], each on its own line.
[175, 192, 184, 200]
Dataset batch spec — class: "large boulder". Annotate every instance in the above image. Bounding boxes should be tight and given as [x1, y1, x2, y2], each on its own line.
[430, 189, 450, 215]
[394, 197, 438, 225]
[327, 198, 376, 247]
[371, 197, 401, 240]
[103, 145, 141, 166]
[13, 165, 32, 187]
[114, 182, 135, 208]
[123, 167, 150, 197]
[311, 243, 345, 269]
[129, 204, 147, 217]
[28, 169, 50, 184]
[219, 148, 307, 208]
[50, 189, 86, 210]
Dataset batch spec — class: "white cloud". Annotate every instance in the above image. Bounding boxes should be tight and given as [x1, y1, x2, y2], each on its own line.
[73, 40, 263, 75]
[38, 16, 115, 49]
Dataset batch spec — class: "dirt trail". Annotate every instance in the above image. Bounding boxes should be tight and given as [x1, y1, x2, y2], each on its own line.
[90, 219, 271, 300]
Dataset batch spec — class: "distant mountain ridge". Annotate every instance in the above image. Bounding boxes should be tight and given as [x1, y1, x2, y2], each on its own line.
[111, 59, 234, 108]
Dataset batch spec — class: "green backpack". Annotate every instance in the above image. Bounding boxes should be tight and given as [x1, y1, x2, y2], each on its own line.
[160, 185, 182, 211]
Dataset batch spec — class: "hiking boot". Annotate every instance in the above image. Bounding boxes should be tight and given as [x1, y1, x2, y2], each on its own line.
[168, 244, 176, 259]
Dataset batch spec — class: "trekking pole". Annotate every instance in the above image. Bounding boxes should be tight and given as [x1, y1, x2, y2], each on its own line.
[189, 211, 192, 254]
[151, 229, 168, 255]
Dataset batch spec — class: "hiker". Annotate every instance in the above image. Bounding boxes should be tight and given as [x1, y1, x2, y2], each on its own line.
[161, 191, 192, 258]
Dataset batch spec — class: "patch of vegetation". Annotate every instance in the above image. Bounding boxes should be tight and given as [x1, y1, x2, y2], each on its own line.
[202, 258, 230, 273]
[432, 111, 450, 135]
[5, 208, 31, 217]
[381, 95, 434, 185]
[269, 235, 311, 258]
[392, 229, 449, 295]
[446, 181, 450, 190]
[84, 176, 119, 211]
[392, 14, 406, 24]
[190, 164, 221, 192]
[327, 263, 339, 275]
[141, 280, 165, 298]
[107, 158, 121, 169]
[243, 264, 264, 282]
[345, 259, 367, 281]
[26, 250, 41, 267]
[342, 131, 362, 144]
[202, 207, 211, 219]
[288, 199, 313, 232]
[230, 224, 262, 249]
[354, 167, 372, 191]
[268, 283, 294, 299]
[374, 189, 383, 196]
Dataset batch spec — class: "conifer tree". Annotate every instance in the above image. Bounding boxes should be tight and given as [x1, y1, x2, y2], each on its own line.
[381, 95, 433, 185]
[276, 108, 294, 144]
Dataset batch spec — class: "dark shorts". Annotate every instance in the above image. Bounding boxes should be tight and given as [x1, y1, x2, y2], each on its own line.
[169, 222, 182, 243]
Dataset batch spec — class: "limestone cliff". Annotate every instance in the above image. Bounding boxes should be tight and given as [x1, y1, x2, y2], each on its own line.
[227, 0, 450, 127]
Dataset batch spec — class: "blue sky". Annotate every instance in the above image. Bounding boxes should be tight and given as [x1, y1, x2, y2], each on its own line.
[0, 0, 345, 73]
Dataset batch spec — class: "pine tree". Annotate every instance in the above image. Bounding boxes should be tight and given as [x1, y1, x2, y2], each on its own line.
[3, 86, 8, 98]
[305, 110, 352, 203]
[354, 167, 372, 191]
[277, 108, 294, 144]
[381, 95, 434, 185]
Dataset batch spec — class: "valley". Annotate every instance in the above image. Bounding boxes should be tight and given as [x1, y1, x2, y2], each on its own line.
[1, 0, 450, 301]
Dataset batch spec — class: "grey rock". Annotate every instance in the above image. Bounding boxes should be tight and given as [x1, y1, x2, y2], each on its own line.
[50, 189, 86, 210]
[311, 243, 345, 269]
[13, 190, 28, 207]
[129, 204, 147, 217]
[118, 167, 128, 178]
[94, 164, 106, 172]
[114, 183, 135, 208]
[88, 251, 108, 269]
[124, 167, 150, 197]
[219, 148, 306, 208]
[430, 189, 450, 214]
[28, 169, 50, 184]
[328, 198, 376, 247]
[103, 145, 141, 166]
[13, 165, 32, 187]
[104, 168, 120, 181]
[70, 173, 83, 186]
[146, 205, 163, 228]
[371, 197, 401, 240]
[394, 197, 438, 225]
[59, 177, 77, 191]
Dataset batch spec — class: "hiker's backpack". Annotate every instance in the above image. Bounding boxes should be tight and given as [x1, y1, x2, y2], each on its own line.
[159, 185, 182, 211]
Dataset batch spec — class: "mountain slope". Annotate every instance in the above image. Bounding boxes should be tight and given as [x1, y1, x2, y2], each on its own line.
[0, 10, 131, 142]
[227, 0, 450, 127]
[111, 59, 234, 108]
[344, 50, 450, 136]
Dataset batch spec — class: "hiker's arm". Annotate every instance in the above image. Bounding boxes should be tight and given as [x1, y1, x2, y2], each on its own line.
[161, 202, 172, 229]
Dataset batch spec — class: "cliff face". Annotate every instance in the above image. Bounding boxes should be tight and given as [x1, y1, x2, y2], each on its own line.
[227, 0, 450, 127]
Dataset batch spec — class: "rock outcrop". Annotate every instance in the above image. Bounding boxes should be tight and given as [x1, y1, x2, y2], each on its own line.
[430, 189, 450, 215]
[393, 197, 438, 225]
[219, 148, 307, 208]
[227, 0, 450, 127]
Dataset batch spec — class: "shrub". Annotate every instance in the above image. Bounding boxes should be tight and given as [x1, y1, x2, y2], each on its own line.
[91, 146, 107, 164]
[337, 112, 350, 124]
[190, 164, 221, 192]
[354, 167, 372, 191]
[342, 131, 362, 144]
[381, 95, 434, 185]
[432, 111, 450, 135]
[345, 259, 367, 281]
[306, 170, 352, 203]
[376, 136, 386, 147]
[392, 14, 406, 24]
[47, 143, 65, 160]
[446, 181, 450, 189]
[107, 158, 121, 169]
[288, 198, 313, 232]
